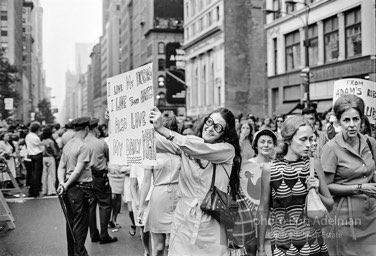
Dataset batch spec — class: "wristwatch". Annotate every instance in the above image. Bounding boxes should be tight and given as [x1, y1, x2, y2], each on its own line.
[357, 184, 362, 194]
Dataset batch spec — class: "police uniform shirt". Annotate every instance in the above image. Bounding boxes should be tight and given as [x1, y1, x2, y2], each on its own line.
[60, 137, 92, 183]
[85, 133, 109, 172]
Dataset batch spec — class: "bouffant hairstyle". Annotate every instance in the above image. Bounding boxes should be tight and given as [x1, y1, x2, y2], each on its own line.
[162, 111, 178, 132]
[333, 94, 365, 121]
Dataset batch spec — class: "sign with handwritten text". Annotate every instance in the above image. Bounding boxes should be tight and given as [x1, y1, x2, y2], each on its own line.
[107, 63, 156, 165]
[333, 79, 376, 124]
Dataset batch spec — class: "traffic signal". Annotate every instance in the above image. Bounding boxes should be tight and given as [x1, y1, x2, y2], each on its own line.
[166, 69, 186, 105]
[300, 67, 313, 83]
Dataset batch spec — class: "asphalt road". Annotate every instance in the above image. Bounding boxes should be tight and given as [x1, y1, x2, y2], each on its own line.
[0, 196, 144, 256]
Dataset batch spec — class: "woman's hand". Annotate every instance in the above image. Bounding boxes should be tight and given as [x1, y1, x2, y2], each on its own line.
[306, 176, 319, 193]
[360, 183, 376, 196]
[149, 107, 163, 131]
[137, 206, 144, 225]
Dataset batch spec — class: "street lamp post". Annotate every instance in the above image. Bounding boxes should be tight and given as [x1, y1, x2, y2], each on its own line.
[265, 0, 311, 107]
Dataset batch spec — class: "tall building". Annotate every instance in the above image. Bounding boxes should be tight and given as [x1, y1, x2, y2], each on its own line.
[183, 0, 267, 118]
[265, 0, 376, 115]
[64, 70, 79, 122]
[119, 0, 184, 114]
[89, 43, 102, 121]
[75, 42, 95, 74]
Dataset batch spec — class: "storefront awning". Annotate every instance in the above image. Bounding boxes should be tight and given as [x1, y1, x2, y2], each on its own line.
[316, 100, 333, 114]
[274, 102, 302, 115]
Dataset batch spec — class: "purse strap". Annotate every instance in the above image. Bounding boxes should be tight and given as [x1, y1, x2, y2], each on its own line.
[210, 164, 217, 188]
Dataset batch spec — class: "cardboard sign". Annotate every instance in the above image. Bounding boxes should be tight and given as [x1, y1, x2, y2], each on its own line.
[239, 160, 262, 213]
[333, 79, 376, 124]
[107, 63, 156, 166]
[4, 98, 13, 110]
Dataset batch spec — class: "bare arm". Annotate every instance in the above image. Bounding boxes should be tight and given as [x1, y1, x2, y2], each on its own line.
[314, 158, 334, 211]
[257, 163, 271, 255]
[138, 168, 152, 219]
[130, 177, 139, 208]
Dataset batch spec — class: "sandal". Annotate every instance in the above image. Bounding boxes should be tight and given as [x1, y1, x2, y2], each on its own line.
[129, 225, 136, 236]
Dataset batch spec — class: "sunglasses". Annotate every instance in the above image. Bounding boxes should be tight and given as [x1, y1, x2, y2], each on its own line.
[204, 117, 224, 133]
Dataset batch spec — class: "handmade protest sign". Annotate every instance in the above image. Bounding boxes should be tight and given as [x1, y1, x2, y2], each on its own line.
[333, 78, 376, 124]
[107, 63, 156, 166]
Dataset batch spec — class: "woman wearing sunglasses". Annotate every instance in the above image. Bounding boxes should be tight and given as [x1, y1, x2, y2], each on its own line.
[149, 107, 241, 256]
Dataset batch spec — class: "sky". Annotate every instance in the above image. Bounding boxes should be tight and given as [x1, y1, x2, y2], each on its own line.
[40, 0, 102, 112]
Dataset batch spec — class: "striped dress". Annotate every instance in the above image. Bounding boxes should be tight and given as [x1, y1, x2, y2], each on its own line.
[269, 158, 328, 256]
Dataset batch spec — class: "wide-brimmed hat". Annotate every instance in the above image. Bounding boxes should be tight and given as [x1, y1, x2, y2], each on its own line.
[252, 128, 278, 149]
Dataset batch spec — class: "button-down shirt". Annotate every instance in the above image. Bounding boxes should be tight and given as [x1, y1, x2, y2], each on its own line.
[25, 132, 44, 156]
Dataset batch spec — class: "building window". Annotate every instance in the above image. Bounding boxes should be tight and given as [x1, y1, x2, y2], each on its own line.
[0, 10, 7, 20]
[202, 65, 206, 106]
[216, 6, 220, 21]
[185, 3, 189, 19]
[158, 42, 165, 54]
[285, 30, 300, 71]
[191, 0, 196, 17]
[345, 7, 361, 58]
[273, 38, 278, 74]
[158, 59, 165, 71]
[147, 44, 152, 57]
[324, 16, 339, 63]
[1, 30, 7, 36]
[308, 24, 318, 66]
[207, 11, 212, 26]
[194, 67, 198, 106]
[199, 17, 203, 31]
[158, 75, 165, 87]
[286, 2, 296, 14]
[272, 0, 281, 19]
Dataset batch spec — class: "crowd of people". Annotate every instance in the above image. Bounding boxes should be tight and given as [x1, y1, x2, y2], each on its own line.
[0, 93, 376, 256]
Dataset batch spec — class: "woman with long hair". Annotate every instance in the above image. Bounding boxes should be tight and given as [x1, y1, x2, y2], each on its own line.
[40, 126, 59, 195]
[149, 107, 241, 255]
[239, 120, 255, 161]
[258, 115, 333, 256]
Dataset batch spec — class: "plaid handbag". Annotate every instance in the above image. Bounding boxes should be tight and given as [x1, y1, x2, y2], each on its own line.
[226, 190, 256, 252]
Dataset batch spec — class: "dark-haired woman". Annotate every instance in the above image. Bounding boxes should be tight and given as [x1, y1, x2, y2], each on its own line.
[149, 107, 242, 255]
[239, 120, 255, 161]
[258, 115, 333, 256]
[41, 127, 59, 195]
[321, 94, 376, 255]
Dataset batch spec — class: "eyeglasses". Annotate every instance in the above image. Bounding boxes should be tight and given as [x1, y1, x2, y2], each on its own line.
[204, 117, 224, 133]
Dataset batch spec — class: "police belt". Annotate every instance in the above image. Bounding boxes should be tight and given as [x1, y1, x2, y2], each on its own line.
[72, 182, 92, 189]
[91, 169, 108, 178]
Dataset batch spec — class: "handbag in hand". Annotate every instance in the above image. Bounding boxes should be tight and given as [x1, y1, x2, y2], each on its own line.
[200, 164, 238, 228]
[305, 157, 329, 224]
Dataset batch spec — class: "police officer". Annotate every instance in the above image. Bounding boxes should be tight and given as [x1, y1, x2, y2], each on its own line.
[86, 118, 117, 244]
[57, 117, 92, 256]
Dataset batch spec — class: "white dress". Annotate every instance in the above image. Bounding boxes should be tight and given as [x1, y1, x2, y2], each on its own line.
[156, 134, 235, 256]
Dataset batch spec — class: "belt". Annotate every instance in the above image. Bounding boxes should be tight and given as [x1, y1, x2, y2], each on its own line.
[73, 182, 92, 189]
[92, 169, 108, 177]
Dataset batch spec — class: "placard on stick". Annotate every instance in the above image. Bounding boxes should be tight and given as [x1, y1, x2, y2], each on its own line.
[333, 78, 376, 124]
[107, 63, 156, 166]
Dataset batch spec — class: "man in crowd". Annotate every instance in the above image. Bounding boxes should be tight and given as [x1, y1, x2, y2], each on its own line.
[86, 118, 117, 244]
[57, 117, 92, 256]
[61, 121, 75, 148]
[25, 121, 44, 198]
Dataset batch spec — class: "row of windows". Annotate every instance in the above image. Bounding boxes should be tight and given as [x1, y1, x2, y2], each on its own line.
[185, 0, 214, 19]
[273, 7, 361, 73]
[185, 6, 220, 41]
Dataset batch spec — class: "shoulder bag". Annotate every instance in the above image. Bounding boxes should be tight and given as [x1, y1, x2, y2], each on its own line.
[200, 164, 238, 228]
[305, 157, 329, 224]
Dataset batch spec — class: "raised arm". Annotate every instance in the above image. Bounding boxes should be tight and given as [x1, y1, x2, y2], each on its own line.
[257, 163, 271, 256]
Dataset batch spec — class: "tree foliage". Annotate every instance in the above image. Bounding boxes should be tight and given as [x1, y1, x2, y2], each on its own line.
[0, 48, 19, 120]
[35, 98, 55, 124]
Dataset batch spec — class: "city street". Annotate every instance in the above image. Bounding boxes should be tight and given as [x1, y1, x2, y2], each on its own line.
[0, 196, 143, 256]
